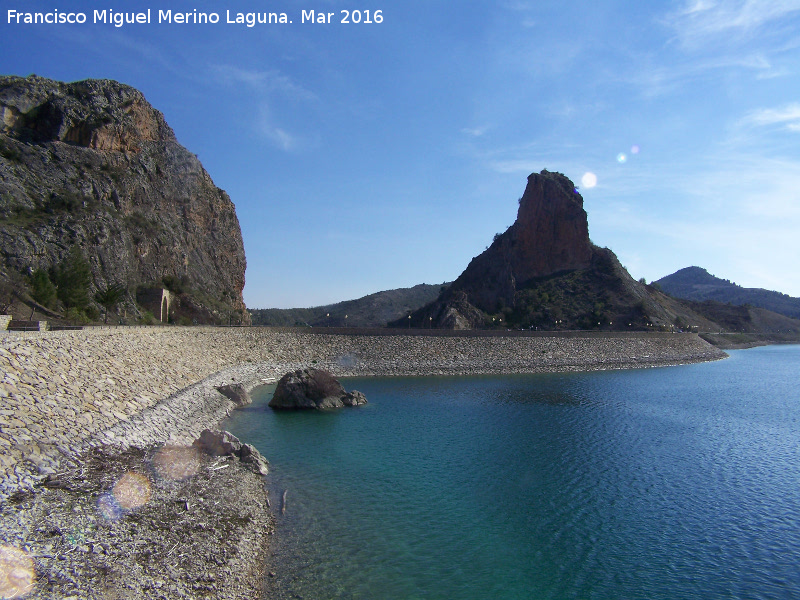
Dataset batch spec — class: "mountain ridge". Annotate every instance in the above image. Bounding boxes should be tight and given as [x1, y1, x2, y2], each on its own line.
[250, 283, 448, 327]
[656, 267, 800, 320]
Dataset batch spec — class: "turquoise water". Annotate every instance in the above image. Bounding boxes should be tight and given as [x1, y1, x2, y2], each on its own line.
[224, 346, 800, 599]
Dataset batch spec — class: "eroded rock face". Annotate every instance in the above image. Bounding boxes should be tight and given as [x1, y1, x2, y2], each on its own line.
[399, 171, 594, 329]
[450, 170, 592, 313]
[0, 75, 248, 324]
[269, 368, 368, 410]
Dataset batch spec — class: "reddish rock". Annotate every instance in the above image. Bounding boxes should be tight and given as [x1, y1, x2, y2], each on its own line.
[420, 171, 594, 326]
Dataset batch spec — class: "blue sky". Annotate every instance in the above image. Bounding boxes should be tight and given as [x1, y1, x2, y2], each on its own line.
[3, 0, 800, 308]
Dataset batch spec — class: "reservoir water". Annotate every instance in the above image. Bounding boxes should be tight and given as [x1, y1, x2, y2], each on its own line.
[224, 345, 800, 599]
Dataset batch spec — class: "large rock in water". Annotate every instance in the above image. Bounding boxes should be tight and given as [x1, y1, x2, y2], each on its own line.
[269, 368, 367, 410]
[0, 75, 248, 324]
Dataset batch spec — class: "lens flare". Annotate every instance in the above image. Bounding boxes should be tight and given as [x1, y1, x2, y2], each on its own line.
[616, 153, 627, 163]
[631, 144, 640, 154]
[581, 172, 597, 188]
[0, 545, 35, 599]
[97, 493, 123, 522]
[152, 445, 200, 481]
[112, 472, 152, 511]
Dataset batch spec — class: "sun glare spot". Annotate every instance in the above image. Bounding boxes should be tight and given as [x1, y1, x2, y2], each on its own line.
[112, 472, 152, 511]
[0, 545, 35, 599]
[152, 445, 201, 481]
[97, 493, 124, 522]
[581, 172, 598, 188]
[617, 153, 627, 163]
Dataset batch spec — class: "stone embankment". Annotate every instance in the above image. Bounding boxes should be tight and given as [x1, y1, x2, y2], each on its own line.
[1, 326, 726, 495]
[0, 326, 726, 598]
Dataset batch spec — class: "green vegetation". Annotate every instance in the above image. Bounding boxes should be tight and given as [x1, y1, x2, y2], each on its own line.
[488, 249, 649, 330]
[2, 206, 46, 228]
[125, 212, 166, 245]
[30, 269, 57, 308]
[0, 274, 20, 313]
[95, 282, 127, 323]
[46, 189, 88, 213]
[0, 137, 23, 163]
[63, 306, 89, 325]
[53, 245, 92, 314]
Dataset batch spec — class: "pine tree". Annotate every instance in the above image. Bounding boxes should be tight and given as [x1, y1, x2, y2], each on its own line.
[31, 269, 57, 308]
[95, 283, 127, 324]
[54, 246, 92, 310]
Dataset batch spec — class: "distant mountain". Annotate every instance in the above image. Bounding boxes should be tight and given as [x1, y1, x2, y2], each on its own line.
[656, 267, 800, 319]
[392, 171, 720, 331]
[250, 283, 448, 327]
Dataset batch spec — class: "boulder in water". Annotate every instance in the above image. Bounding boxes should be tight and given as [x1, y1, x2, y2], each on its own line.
[269, 368, 368, 410]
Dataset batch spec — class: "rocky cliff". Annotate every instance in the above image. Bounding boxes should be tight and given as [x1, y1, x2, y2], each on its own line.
[398, 171, 718, 331]
[445, 170, 593, 313]
[0, 74, 248, 324]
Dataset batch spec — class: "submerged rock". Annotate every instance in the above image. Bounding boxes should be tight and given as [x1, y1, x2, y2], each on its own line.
[192, 429, 269, 476]
[268, 367, 368, 410]
[215, 383, 251, 407]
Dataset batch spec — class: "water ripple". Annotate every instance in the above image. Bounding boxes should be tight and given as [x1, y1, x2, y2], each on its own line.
[226, 346, 800, 599]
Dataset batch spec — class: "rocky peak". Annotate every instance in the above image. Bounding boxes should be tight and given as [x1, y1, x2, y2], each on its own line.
[445, 170, 593, 313]
[395, 170, 704, 331]
[510, 170, 593, 280]
[1, 75, 174, 152]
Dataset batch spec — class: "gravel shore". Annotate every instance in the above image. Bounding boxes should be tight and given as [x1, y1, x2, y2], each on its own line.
[0, 327, 727, 598]
[2, 445, 272, 600]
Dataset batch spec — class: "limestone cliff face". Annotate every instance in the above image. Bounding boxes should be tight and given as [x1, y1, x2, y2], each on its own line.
[0, 75, 248, 323]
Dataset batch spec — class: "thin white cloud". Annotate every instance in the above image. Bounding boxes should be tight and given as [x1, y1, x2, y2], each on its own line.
[665, 0, 800, 48]
[623, 53, 777, 98]
[741, 103, 800, 132]
[461, 126, 489, 137]
[256, 105, 304, 152]
[210, 64, 317, 102]
[211, 64, 316, 152]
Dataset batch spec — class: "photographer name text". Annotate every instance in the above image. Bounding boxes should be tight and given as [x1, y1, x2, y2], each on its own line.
[7, 8, 384, 28]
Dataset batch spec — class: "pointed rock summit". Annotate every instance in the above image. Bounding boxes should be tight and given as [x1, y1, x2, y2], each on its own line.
[449, 170, 593, 313]
[506, 170, 593, 280]
[397, 170, 711, 331]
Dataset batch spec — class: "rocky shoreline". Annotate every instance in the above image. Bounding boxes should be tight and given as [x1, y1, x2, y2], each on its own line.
[0, 327, 728, 598]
